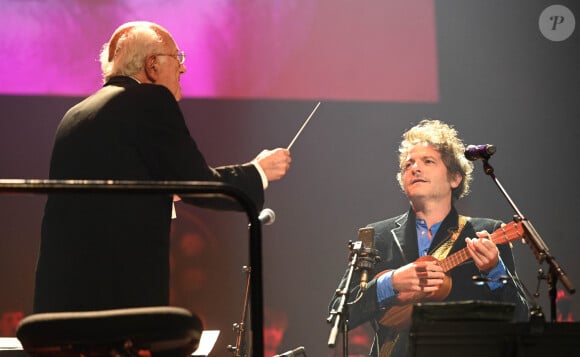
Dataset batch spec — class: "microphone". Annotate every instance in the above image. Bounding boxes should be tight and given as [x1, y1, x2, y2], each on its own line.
[464, 144, 496, 161]
[258, 208, 276, 225]
[273, 346, 307, 357]
[357, 227, 377, 291]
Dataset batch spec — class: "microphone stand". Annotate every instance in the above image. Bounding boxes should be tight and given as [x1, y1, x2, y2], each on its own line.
[478, 158, 575, 322]
[327, 240, 362, 357]
[227, 266, 252, 357]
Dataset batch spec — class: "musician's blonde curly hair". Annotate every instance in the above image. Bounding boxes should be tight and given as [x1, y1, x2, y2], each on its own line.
[396, 119, 473, 200]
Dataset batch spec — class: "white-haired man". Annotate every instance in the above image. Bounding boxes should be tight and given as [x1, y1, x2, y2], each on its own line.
[33, 21, 291, 313]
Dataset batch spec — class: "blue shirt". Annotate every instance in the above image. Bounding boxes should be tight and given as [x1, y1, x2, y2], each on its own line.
[417, 218, 441, 257]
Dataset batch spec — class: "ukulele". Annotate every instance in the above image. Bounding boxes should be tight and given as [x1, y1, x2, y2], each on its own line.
[377, 221, 525, 330]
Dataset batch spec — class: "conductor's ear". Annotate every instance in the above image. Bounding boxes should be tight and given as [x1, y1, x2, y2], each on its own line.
[145, 55, 158, 82]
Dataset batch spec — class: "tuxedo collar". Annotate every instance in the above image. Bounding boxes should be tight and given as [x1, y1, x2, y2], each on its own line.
[104, 76, 140, 88]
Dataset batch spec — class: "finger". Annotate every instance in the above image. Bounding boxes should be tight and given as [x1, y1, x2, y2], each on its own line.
[470, 238, 490, 254]
[415, 261, 443, 272]
[470, 239, 486, 255]
[417, 270, 445, 281]
[419, 278, 443, 287]
[413, 261, 429, 271]
[418, 285, 441, 293]
[465, 237, 474, 249]
[426, 264, 443, 273]
[475, 230, 491, 239]
[465, 239, 483, 265]
[481, 238, 498, 251]
[473, 239, 498, 259]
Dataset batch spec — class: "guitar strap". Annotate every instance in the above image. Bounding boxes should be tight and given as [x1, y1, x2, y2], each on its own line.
[430, 215, 470, 260]
[378, 214, 470, 357]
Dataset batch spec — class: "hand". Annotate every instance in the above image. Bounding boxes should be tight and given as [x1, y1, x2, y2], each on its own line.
[392, 260, 444, 298]
[465, 230, 500, 273]
[254, 148, 291, 181]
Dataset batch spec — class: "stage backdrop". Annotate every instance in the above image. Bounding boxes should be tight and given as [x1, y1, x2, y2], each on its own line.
[1, 1, 579, 356]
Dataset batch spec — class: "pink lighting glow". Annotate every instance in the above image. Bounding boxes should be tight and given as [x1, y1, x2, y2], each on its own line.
[0, 0, 438, 102]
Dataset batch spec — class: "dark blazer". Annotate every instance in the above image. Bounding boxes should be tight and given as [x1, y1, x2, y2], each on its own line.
[330, 207, 529, 357]
[34, 76, 264, 313]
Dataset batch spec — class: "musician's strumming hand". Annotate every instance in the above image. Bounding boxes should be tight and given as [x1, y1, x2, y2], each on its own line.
[392, 260, 444, 299]
[465, 229, 500, 273]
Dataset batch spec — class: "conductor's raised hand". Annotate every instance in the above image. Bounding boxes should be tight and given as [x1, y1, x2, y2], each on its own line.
[254, 148, 292, 181]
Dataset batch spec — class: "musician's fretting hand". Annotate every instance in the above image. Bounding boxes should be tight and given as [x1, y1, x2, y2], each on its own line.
[465, 230, 500, 273]
[392, 260, 444, 298]
[254, 148, 292, 181]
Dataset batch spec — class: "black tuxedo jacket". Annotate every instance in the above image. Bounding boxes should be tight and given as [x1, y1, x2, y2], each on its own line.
[34, 76, 264, 313]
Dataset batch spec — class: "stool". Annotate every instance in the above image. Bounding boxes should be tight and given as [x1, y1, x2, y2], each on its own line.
[16, 307, 203, 357]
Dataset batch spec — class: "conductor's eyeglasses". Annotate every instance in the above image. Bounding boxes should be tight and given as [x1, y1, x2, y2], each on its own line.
[157, 50, 185, 64]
